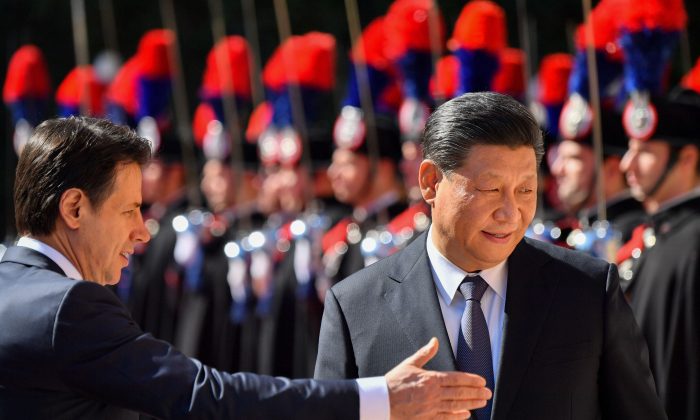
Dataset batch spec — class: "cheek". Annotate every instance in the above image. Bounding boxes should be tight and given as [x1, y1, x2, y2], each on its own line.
[520, 198, 537, 222]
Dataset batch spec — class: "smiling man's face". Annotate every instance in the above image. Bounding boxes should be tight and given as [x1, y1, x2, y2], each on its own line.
[424, 144, 538, 272]
[72, 162, 150, 285]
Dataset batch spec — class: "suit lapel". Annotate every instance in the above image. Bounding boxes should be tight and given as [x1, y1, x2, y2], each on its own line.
[491, 239, 557, 420]
[382, 231, 457, 371]
[1, 245, 66, 276]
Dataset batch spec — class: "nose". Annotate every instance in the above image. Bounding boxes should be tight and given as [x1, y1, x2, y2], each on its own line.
[550, 154, 564, 177]
[620, 149, 636, 173]
[494, 191, 519, 224]
[327, 161, 340, 181]
[132, 210, 151, 244]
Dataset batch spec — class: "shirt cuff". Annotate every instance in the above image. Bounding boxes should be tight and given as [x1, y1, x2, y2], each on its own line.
[356, 376, 390, 420]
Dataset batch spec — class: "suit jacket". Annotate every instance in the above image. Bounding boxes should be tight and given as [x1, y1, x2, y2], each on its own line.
[315, 231, 666, 420]
[0, 246, 358, 420]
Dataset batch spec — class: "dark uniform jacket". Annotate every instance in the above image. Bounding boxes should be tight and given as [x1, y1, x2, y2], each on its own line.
[627, 193, 700, 420]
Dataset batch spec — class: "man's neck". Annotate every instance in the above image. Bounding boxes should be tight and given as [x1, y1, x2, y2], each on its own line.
[648, 185, 700, 214]
[18, 235, 84, 280]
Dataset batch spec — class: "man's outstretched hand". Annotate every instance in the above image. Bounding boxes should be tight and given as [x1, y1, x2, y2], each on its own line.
[385, 338, 492, 419]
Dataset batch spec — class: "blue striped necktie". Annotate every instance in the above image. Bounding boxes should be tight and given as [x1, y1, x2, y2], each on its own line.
[457, 275, 494, 420]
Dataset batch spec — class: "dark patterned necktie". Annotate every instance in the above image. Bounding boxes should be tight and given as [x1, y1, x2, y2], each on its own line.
[457, 275, 494, 420]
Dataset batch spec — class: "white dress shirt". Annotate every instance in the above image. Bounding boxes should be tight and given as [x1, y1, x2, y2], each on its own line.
[17, 236, 83, 280]
[426, 227, 507, 382]
[15, 236, 390, 419]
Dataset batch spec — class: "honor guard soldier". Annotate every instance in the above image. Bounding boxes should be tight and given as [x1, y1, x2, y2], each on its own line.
[619, 90, 700, 420]
[325, 16, 407, 288]
[614, 0, 686, 283]
[615, 1, 699, 418]
[2, 45, 51, 246]
[246, 32, 343, 377]
[531, 0, 643, 257]
[107, 30, 188, 343]
[384, 0, 445, 203]
[528, 53, 574, 235]
[549, 0, 645, 258]
[172, 36, 264, 373]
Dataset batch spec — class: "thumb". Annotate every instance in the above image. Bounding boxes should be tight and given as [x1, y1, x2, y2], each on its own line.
[403, 337, 439, 368]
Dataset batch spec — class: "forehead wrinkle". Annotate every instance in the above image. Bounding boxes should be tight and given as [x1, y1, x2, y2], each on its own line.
[477, 170, 537, 182]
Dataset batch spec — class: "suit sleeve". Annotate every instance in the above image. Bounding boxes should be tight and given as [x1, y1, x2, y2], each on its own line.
[314, 288, 359, 380]
[52, 281, 359, 420]
[598, 264, 667, 420]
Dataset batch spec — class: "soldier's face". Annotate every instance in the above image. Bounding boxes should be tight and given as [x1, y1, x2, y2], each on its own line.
[277, 167, 309, 213]
[328, 149, 371, 205]
[201, 160, 235, 213]
[421, 145, 537, 272]
[258, 167, 281, 215]
[550, 140, 595, 212]
[141, 160, 165, 205]
[620, 138, 670, 201]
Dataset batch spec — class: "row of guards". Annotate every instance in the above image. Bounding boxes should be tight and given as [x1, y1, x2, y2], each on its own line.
[4, 0, 700, 414]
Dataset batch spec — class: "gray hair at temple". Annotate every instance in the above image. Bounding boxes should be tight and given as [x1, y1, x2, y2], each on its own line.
[421, 92, 545, 175]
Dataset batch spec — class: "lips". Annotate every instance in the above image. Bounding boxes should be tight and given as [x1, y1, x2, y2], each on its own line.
[482, 231, 513, 243]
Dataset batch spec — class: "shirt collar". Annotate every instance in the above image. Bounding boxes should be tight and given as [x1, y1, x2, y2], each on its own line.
[16, 236, 84, 280]
[426, 226, 507, 304]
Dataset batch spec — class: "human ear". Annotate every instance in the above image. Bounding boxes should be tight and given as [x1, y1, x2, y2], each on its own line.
[678, 145, 699, 173]
[58, 188, 86, 230]
[418, 160, 442, 204]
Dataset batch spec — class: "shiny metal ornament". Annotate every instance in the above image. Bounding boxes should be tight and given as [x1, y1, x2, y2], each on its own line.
[623, 94, 658, 141]
[559, 93, 593, 140]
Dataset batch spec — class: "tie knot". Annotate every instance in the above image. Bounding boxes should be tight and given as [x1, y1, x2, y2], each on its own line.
[459, 275, 488, 301]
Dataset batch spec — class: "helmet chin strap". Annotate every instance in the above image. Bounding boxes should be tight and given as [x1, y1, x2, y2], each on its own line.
[643, 147, 680, 199]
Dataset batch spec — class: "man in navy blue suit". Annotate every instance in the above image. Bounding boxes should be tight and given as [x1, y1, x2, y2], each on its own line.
[0, 116, 490, 419]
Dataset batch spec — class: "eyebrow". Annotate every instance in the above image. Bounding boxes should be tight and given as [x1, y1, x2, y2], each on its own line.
[479, 172, 537, 181]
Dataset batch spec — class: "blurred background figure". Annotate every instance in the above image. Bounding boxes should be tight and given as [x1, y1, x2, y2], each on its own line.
[325, 14, 406, 289]
[2, 45, 51, 254]
[169, 34, 263, 373]
[613, 1, 700, 419]
[245, 31, 345, 378]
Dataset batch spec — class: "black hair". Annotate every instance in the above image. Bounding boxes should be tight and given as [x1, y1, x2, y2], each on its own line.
[422, 92, 544, 174]
[15, 116, 151, 236]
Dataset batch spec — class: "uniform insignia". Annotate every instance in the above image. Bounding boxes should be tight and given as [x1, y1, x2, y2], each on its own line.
[333, 106, 366, 151]
[277, 127, 302, 166]
[559, 93, 593, 140]
[258, 129, 279, 166]
[202, 119, 229, 161]
[398, 98, 430, 142]
[623, 96, 658, 141]
[137, 115, 161, 153]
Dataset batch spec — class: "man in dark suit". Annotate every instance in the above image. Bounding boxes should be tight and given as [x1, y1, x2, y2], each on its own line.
[0, 116, 491, 419]
[315, 92, 666, 420]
